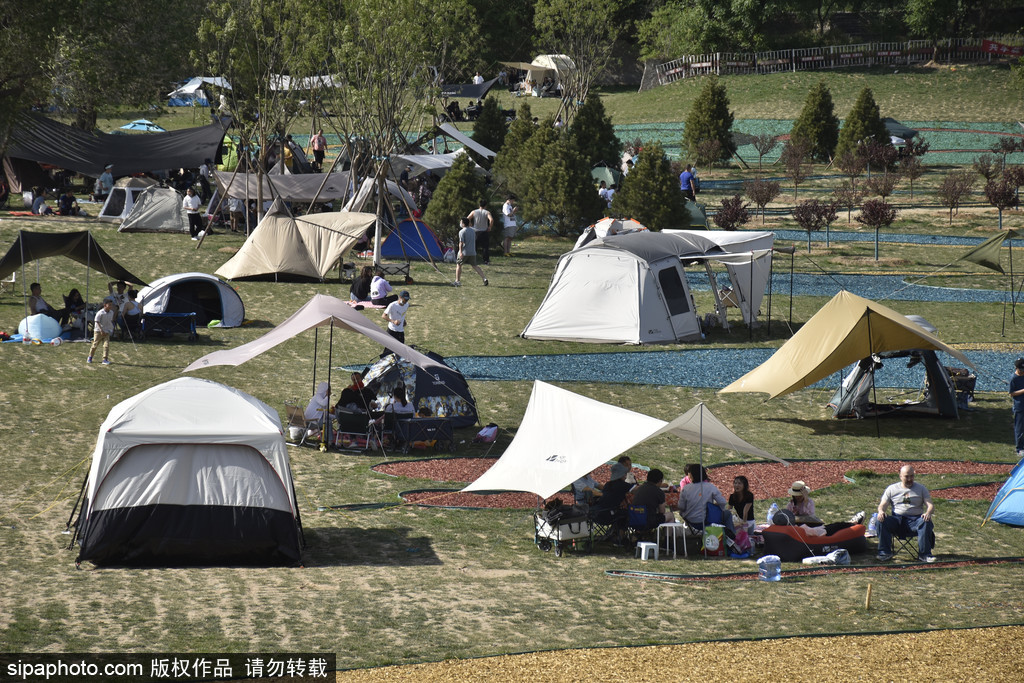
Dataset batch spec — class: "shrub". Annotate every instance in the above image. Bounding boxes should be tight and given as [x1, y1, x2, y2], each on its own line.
[470, 97, 508, 168]
[985, 178, 1019, 230]
[792, 199, 838, 252]
[422, 154, 487, 243]
[789, 81, 839, 162]
[936, 171, 977, 225]
[751, 133, 779, 172]
[900, 156, 926, 199]
[614, 141, 687, 230]
[865, 172, 900, 199]
[856, 198, 898, 261]
[712, 195, 750, 231]
[568, 92, 620, 168]
[832, 181, 864, 223]
[781, 139, 811, 200]
[973, 153, 1002, 182]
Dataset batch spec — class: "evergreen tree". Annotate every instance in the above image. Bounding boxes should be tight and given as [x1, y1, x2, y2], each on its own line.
[519, 124, 605, 236]
[614, 141, 687, 231]
[491, 102, 536, 195]
[682, 76, 736, 164]
[835, 87, 889, 159]
[422, 154, 487, 243]
[470, 96, 507, 169]
[568, 91, 620, 168]
[790, 81, 839, 162]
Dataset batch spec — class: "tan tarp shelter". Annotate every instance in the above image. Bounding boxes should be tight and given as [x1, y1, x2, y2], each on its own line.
[215, 204, 375, 281]
[183, 293, 447, 374]
[463, 381, 782, 500]
[720, 290, 974, 399]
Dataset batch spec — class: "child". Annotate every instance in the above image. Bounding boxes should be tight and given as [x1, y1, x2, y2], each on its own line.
[87, 298, 116, 365]
[728, 475, 755, 534]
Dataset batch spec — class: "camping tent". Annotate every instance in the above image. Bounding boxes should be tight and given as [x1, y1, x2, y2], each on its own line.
[99, 177, 159, 222]
[183, 294, 449, 375]
[521, 232, 703, 344]
[379, 219, 445, 261]
[137, 272, 244, 327]
[827, 350, 962, 419]
[118, 187, 188, 233]
[984, 457, 1024, 526]
[73, 377, 302, 566]
[463, 381, 781, 500]
[574, 217, 648, 250]
[883, 117, 918, 146]
[720, 290, 974, 399]
[343, 176, 417, 213]
[362, 349, 478, 428]
[167, 76, 231, 106]
[502, 55, 577, 94]
[0, 230, 147, 285]
[215, 204, 376, 281]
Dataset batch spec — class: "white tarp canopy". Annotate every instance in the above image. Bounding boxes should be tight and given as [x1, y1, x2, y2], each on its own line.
[269, 74, 343, 91]
[215, 203, 375, 280]
[184, 293, 448, 374]
[168, 76, 231, 97]
[343, 176, 417, 213]
[391, 150, 484, 179]
[462, 381, 782, 500]
[212, 171, 354, 203]
[437, 123, 496, 159]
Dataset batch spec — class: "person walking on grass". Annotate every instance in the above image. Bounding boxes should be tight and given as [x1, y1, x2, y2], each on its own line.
[467, 199, 493, 264]
[501, 195, 518, 257]
[87, 298, 116, 365]
[455, 217, 488, 287]
[382, 290, 411, 344]
[1009, 358, 1024, 456]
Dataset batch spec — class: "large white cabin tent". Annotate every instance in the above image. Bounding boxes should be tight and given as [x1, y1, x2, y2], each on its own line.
[118, 186, 188, 233]
[73, 377, 302, 566]
[137, 272, 245, 327]
[522, 232, 703, 344]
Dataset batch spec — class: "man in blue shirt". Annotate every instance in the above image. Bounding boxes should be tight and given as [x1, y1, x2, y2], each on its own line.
[1010, 358, 1024, 455]
[679, 163, 696, 201]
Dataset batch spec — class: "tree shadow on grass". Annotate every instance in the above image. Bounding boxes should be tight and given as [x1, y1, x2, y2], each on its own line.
[301, 526, 442, 567]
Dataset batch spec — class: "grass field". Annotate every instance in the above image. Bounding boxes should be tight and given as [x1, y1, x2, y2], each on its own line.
[3, 65, 1024, 672]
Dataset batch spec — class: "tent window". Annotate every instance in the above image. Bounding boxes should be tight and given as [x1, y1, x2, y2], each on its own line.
[658, 266, 690, 316]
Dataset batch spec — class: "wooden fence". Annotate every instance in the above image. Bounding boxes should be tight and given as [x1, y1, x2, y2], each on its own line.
[650, 35, 1023, 88]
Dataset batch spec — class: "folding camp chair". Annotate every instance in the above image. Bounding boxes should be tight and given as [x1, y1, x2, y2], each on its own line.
[889, 520, 936, 561]
[626, 505, 660, 543]
[284, 403, 320, 447]
[0, 271, 15, 296]
[335, 409, 371, 451]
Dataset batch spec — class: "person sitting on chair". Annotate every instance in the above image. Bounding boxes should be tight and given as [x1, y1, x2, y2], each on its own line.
[304, 382, 332, 434]
[591, 464, 631, 519]
[572, 471, 603, 506]
[28, 282, 68, 325]
[677, 463, 734, 538]
[120, 289, 142, 339]
[876, 465, 936, 563]
[631, 468, 675, 525]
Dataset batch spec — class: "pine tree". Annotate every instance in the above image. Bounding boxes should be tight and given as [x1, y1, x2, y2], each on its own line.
[682, 76, 736, 164]
[519, 128, 606, 236]
[835, 87, 890, 159]
[568, 91, 621, 168]
[614, 141, 688, 230]
[422, 154, 487, 243]
[790, 81, 839, 161]
[491, 102, 536, 195]
[470, 96, 507, 169]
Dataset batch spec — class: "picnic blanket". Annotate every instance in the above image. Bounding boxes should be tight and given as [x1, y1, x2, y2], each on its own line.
[347, 300, 386, 309]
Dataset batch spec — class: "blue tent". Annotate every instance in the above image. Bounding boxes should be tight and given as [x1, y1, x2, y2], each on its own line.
[379, 219, 445, 261]
[984, 458, 1024, 527]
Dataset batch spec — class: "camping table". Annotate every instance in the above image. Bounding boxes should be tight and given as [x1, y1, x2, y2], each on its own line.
[394, 417, 454, 454]
[141, 311, 197, 341]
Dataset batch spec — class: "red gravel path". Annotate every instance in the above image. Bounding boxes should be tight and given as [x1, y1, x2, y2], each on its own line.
[377, 458, 1012, 508]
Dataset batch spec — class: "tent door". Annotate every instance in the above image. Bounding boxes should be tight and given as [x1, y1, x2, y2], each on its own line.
[655, 263, 698, 340]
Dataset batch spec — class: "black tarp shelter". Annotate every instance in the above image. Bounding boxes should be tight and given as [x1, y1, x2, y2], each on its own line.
[439, 77, 499, 100]
[0, 230, 147, 285]
[3, 113, 227, 184]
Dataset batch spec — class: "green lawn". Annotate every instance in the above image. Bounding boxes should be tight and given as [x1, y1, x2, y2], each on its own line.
[3, 65, 1024, 670]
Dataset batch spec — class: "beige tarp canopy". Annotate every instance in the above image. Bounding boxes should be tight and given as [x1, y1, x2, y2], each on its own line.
[184, 293, 446, 374]
[215, 203, 375, 280]
[720, 290, 974, 399]
[463, 382, 783, 500]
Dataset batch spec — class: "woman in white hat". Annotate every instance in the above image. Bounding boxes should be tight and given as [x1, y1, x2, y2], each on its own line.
[786, 481, 821, 525]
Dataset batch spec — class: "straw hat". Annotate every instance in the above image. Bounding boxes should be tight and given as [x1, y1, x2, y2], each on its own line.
[788, 481, 810, 497]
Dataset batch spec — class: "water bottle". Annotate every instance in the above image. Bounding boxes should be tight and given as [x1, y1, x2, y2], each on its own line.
[757, 555, 782, 582]
[867, 512, 878, 536]
[766, 502, 779, 526]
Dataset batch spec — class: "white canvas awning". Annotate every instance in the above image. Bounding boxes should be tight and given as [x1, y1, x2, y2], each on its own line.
[168, 76, 231, 97]
[462, 382, 782, 500]
[437, 123, 496, 159]
[184, 294, 447, 374]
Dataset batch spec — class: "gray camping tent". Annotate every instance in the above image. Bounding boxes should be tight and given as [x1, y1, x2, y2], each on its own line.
[118, 187, 188, 233]
[827, 350, 965, 419]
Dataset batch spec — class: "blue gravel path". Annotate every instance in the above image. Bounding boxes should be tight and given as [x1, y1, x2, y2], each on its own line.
[770, 229, 1000, 247]
[444, 350, 1014, 392]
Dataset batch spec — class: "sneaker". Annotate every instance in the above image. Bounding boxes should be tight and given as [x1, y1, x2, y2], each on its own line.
[191, 237, 198, 241]
[483, 278, 489, 286]
[919, 554, 937, 563]
[101, 359, 111, 365]
[86, 356, 92, 364]
[453, 281, 461, 287]
[876, 552, 893, 562]
[849, 511, 865, 525]
[197, 230, 206, 239]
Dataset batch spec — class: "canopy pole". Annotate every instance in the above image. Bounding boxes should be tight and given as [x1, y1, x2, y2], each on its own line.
[19, 230, 28, 322]
[747, 254, 754, 341]
[312, 328, 319, 397]
[1010, 238, 1016, 324]
[867, 310, 880, 438]
[766, 249, 775, 337]
[324, 321, 335, 451]
[789, 250, 795, 326]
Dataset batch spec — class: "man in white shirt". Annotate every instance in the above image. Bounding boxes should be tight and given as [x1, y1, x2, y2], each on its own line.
[183, 187, 204, 240]
[87, 298, 116, 365]
[501, 196, 518, 257]
[472, 72, 484, 85]
[382, 290, 411, 344]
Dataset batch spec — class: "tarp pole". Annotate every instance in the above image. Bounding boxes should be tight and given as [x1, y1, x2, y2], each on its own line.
[767, 249, 775, 336]
[1010, 238, 1016, 324]
[312, 328, 319, 398]
[325, 321, 335, 450]
[19, 231, 28, 322]
[748, 254, 754, 341]
[867, 310, 881, 438]
[789, 250, 795, 325]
